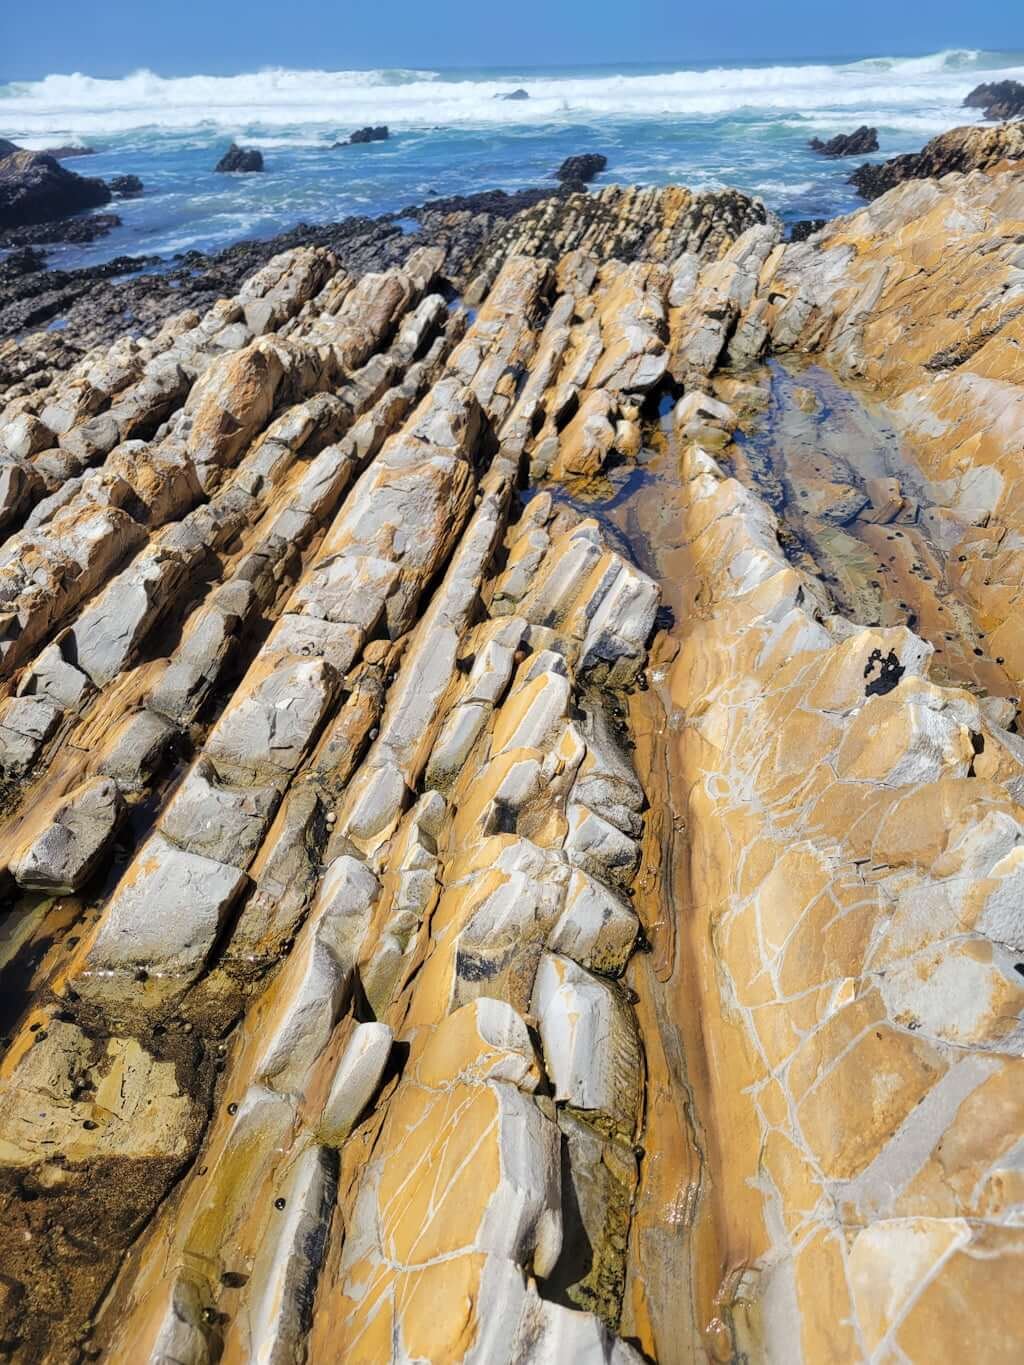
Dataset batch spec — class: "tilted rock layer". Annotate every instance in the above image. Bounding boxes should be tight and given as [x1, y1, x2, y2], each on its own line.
[1, 166, 1024, 1365]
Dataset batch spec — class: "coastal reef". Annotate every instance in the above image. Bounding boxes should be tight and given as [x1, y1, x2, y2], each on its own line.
[1, 150, 1024, 1365]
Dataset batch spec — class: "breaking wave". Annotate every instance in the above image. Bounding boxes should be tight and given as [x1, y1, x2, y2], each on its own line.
[2, 49, 1021, 138]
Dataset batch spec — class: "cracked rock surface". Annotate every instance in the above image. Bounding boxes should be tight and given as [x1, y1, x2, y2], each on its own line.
[1, 165, 1024, 1364]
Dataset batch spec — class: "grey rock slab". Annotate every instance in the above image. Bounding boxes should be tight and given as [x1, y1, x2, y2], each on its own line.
[98, 707, 176, 789]
[531, 952, 642, 1129]
[206, 657, 338, 776]
[227, 1143, 336, 1364]
[13, 776, 125, 894]
[73, 831, 247, 1003]
[266, 615, 362, 675]
[291, 553, 399, 630]
[0, 695, 62, 776]
[158, 756, 281, 870]
[318, 1022, 393, 1145]
[16, 641, 92, 711]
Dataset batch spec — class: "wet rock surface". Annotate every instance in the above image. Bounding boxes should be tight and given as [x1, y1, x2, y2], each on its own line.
[2, 160, 1024, 1364]
[809, 125, 878, 156]
[214, 143, 264, 173]
[964, 78, 1024, 120]
[849, 119, 1024, 197]
[555, 152, 608, 183]
[0, 147, 111, 229]
[337, 125, 390, 146]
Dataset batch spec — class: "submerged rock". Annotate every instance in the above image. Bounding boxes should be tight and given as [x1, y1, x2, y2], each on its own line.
[335, 125, 390, 147]
[215, 143, 264, 173]
[497, 87, 530, 100]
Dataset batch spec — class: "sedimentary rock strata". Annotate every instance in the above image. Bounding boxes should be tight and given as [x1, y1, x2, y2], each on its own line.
[0, 190, 708, 1362]
[849, 119, 1024, 198]
[2, 162, 1024, 1363]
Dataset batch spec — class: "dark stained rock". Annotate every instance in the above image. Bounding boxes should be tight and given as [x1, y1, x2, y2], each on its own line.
[0, 149, 111, 229]
[809, 126, 878, 157]
[0, 245, 46, 285]
[109, 174, 144, 197]
[0, 138, 19, 157]
[44, 145, 99, 160]
[964, 80, 1024, 121]
[849, 121, 1024, 199]
[0, 212, 121, 249]
[789, 218, 827, 242]
[215, 144, 264, 173]
[335, 126, 390, 147]
[497, 89, 530, 101]
[554, 153, 607, 184]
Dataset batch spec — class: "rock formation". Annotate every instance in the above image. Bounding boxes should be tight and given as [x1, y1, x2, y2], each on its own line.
[0, 147, 111, 229]
[109, 174, 143, 198]
[215, 144, 265, 173]
[2, 155, 1024, 1364]
[849, 119, 1024, 197]
[497, 87, 530, 100]
[555, 153, 608, 183]
[964, 78, 1024, 120]
[336, 126, 390, 147]
[809, 125, 878, 156]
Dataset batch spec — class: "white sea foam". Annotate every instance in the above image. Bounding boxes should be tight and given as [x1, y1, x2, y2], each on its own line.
[2, 50, 1021, 139]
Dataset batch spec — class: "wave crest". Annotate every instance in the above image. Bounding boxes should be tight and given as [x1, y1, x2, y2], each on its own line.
[1, 50, 1021, 139]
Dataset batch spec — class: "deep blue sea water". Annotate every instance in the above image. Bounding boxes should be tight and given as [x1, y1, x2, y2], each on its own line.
[2, 48, 1023, 270]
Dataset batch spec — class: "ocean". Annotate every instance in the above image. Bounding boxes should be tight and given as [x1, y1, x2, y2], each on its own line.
[2, 47, 1023, 271]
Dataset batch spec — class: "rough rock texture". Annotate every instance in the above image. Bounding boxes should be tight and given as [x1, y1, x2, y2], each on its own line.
[850, 120, 1024, 198]
[338, 125, 390, 146]
[0, 147, 111, 228]
[215, 143, 264, 173]
[4, 161, 1024, 1364]
[809, 125, 878, 156]
[964, 78, 1024, 121]
[555, 153, 608, 183]
[0, 201, 698, 1361]
[0, 184, 769, 378]
[108, 174, 143, 197]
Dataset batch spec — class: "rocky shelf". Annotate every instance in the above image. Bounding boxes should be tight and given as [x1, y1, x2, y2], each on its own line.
[0, 161, 1023, 1364]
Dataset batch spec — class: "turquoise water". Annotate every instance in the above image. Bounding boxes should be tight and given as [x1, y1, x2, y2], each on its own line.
[1, 47, 1022, 269]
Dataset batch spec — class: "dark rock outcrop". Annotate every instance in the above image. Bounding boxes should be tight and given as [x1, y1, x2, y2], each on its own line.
[789, 218, 826, 242]
[214, 144, 264, 173]
[0, 212, 121, 250]
[497, 88, 530, 101]
[809, 126, 878, 157]
[45, 145, 99, 160]
[964, 80, 1024, 121]
[554, 153, 607, 184]
[335, 126, 390, 147]
[0, 148, 111, 229]
[850, 121, 1024, 199]
[109, 174, 144, 198]
[0, 245, 46, 285]
[0, 137, 19, 157]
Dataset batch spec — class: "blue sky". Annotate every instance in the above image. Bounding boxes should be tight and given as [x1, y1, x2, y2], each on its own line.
[5, 0, 1023, 78]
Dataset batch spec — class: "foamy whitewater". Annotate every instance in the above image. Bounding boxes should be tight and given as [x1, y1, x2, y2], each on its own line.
[2, 48, 1023, 267]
